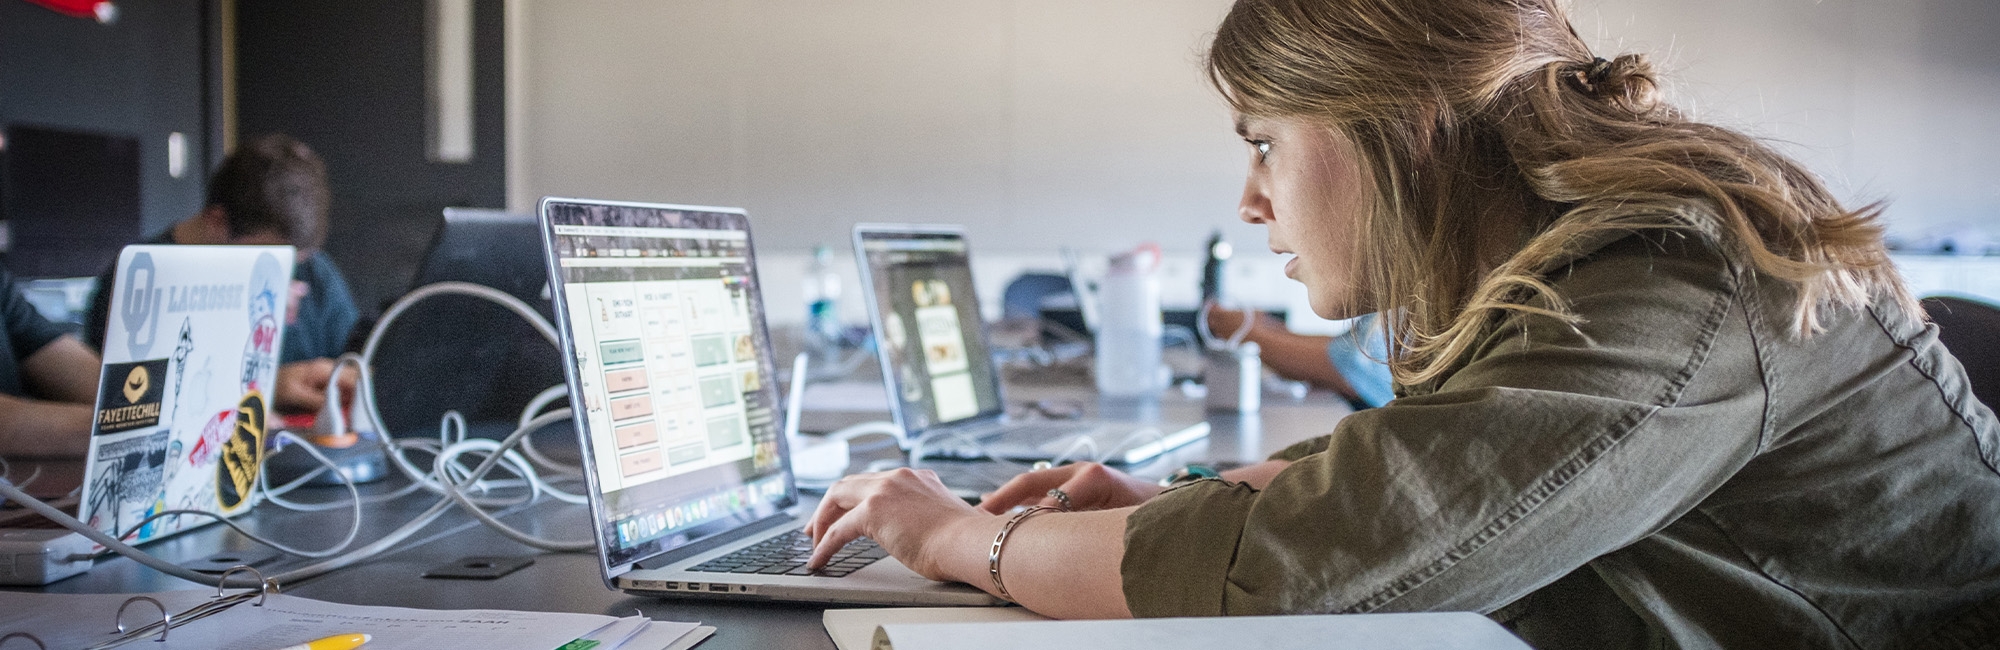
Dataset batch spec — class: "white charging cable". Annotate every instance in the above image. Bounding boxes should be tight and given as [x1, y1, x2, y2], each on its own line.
[0, 398, 581, 589]
[0, 281, 595, 587]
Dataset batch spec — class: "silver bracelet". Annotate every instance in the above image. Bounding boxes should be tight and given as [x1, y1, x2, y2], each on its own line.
[988, 506, 1060, 602]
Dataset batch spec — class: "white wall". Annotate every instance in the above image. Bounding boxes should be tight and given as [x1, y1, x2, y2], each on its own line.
[511, 0, 2000, 324]
[1570, 0, 2000, 249]
[512, 0, 1250, 257]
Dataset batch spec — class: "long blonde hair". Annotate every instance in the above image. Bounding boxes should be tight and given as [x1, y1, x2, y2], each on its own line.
[1206, 0, 1914, 387]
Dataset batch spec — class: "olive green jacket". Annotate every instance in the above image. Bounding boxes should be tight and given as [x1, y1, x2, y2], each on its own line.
[1123, 229, 2000, 648]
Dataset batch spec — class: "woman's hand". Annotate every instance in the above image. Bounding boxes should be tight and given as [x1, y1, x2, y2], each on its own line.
[978, 462, 1163, 514]
[1203, 302, 1283, 343]
[805, 468, 993, 581]
[274, 358, 356, 415]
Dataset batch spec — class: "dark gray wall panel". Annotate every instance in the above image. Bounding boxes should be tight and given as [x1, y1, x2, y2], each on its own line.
[0, 0, 213, 269]
[234, 0, 507, 315]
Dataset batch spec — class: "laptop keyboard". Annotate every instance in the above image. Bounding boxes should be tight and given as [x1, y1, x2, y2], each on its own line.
[687, 530, 888, 578]
[998, 422, 1095, 441]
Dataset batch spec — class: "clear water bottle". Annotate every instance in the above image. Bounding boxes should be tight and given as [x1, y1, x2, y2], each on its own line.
[802, 245, 844, 369]
[1094, 244, 1165, 397]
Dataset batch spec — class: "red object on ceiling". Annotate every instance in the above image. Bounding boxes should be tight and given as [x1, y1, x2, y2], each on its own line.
[23, 0, 117, 23]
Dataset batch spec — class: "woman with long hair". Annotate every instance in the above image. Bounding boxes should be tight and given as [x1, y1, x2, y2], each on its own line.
[805, 0, 2000, 645]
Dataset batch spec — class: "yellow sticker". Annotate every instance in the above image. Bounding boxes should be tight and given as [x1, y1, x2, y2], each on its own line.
[216, 392, 267, 512]
[122, 365, 150, 403]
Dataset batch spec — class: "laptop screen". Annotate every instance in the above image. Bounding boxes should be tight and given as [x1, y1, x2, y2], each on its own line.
[541, 199, 794, 572]
[853, 226, 1003, 433]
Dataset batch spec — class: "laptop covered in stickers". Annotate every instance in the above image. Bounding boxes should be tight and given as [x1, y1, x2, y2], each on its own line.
[78, 244, 294, 544]
[0, 244, 291, 584]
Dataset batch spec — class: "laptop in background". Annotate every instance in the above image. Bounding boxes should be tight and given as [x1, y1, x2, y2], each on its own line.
[539, 197, 996, 606]
[82, 244, 293, 542]
[851, 224, 1210, 465]
[414, 208, 555, 318]
[2, 244, 292, 584]
[368, 208, 563, 437]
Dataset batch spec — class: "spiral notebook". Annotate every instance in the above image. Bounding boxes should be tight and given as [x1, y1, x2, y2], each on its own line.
[823, 607, 1530, 650]
[0, 584, 711, 650]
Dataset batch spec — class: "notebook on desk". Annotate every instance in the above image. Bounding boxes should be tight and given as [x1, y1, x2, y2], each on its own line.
[538, 197, 999, 606]
[851, 224, 1209, 465]
[1, 245, 292, 585]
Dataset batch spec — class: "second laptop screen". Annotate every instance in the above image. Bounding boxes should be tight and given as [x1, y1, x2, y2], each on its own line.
[858, 231, 1002, 432]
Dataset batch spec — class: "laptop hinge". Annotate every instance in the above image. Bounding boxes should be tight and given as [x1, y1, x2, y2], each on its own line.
[632, 510, 801, 570]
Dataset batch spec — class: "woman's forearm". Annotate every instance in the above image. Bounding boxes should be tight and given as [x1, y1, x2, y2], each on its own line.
[0, 394, 92, 457]
[1249, 330, 1355, 399]
[941, 507, 1137, 619]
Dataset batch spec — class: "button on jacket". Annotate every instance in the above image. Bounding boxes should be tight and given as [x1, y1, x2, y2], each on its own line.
[1122, 222, 2000, 648]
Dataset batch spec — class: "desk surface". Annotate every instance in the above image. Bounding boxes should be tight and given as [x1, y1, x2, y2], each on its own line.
[8, 384, 1350, 650]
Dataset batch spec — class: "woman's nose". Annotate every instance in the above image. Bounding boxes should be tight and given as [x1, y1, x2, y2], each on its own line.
[1238, 185, 1271, 224]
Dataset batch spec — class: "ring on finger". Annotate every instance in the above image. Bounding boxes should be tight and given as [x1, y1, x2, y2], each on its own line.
[1047, 488, 1075, 512]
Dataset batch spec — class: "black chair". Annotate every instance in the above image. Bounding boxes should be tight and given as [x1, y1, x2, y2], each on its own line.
[1001, 272, 1076, 321]
[1923, 295, 2000, 412]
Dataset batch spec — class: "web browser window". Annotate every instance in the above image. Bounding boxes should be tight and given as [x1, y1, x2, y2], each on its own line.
[857, 231, 1001, 431]
[545, 202, 791, 569]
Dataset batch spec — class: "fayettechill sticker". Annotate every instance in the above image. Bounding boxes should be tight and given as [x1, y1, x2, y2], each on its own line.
[94, 358, 169, 435]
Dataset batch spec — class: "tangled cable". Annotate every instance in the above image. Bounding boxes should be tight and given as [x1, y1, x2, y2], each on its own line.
[0, 281, 594, 588]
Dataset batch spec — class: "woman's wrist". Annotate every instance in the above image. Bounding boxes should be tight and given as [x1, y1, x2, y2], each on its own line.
[937, 513, 1010, 589]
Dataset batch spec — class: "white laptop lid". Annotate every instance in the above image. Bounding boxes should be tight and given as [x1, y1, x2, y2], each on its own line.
[79, 244, 293, 545]
[851, 224, 1006, 438]
[538, 198, 796, 586]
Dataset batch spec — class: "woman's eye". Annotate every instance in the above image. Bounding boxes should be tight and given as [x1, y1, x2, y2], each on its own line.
[1247, 139, 1272, 162]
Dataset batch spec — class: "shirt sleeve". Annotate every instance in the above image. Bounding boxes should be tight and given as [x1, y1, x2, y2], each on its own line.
[84, 262, 117, 352]
[3, 271, 70, 363]
[282, 253, 361, 362]
[1122, 235, 1768, 617]
[1326, 313, 1396, 408]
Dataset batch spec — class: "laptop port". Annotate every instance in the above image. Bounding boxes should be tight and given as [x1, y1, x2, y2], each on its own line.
[708, 583, 729, 593]
[662, 582, 678, 589]
[685, 582, 700, 591]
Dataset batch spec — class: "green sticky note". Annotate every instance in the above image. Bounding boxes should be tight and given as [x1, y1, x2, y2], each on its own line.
[554, 640, 601, 650]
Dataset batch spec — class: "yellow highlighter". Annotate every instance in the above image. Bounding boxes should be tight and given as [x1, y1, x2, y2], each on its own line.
[263, 633, 372, 650]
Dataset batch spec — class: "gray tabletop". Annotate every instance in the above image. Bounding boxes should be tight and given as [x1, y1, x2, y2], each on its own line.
[6, 384, 1349, 650]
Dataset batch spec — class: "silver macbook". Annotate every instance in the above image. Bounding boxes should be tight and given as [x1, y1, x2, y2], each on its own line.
[852, 224, 1210, 465]
[539, 198, 997, 606]
[2, 245, 292, 585]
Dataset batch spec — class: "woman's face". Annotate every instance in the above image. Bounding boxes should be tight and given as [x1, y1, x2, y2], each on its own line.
[1235, 115, 1372, 319]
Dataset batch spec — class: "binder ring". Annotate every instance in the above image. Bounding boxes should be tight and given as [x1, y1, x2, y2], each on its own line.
[214, 565, 278, 605]
[0, 632, 48, 649]
[113, 596, 170, 642]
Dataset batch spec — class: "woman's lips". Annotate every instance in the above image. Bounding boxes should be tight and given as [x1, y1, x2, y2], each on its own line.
[1283, 256, 1299, 279]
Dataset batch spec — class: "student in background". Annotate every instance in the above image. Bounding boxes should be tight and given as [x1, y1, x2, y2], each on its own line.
[0, 270, 100, 457]
[1203, 306, 1394, 408]
[86, 134, 358, 415]
[800, 0, 2000, 645]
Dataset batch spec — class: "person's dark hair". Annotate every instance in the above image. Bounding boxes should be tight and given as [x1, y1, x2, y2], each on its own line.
[205, 133, 330, 251]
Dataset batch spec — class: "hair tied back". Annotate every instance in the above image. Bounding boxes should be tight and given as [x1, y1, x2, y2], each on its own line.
[1569, 57, 1614, 95]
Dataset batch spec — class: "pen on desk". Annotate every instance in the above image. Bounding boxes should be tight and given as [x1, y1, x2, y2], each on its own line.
[264, 633, 372, 650]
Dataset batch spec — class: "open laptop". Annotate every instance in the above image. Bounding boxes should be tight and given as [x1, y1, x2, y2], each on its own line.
[538, 197, 997, 605]
[1, 244, 291, 584]
[369, 207, 562, 436]
[415, 208, 554, 318]
[852, 224, 1210, 465]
